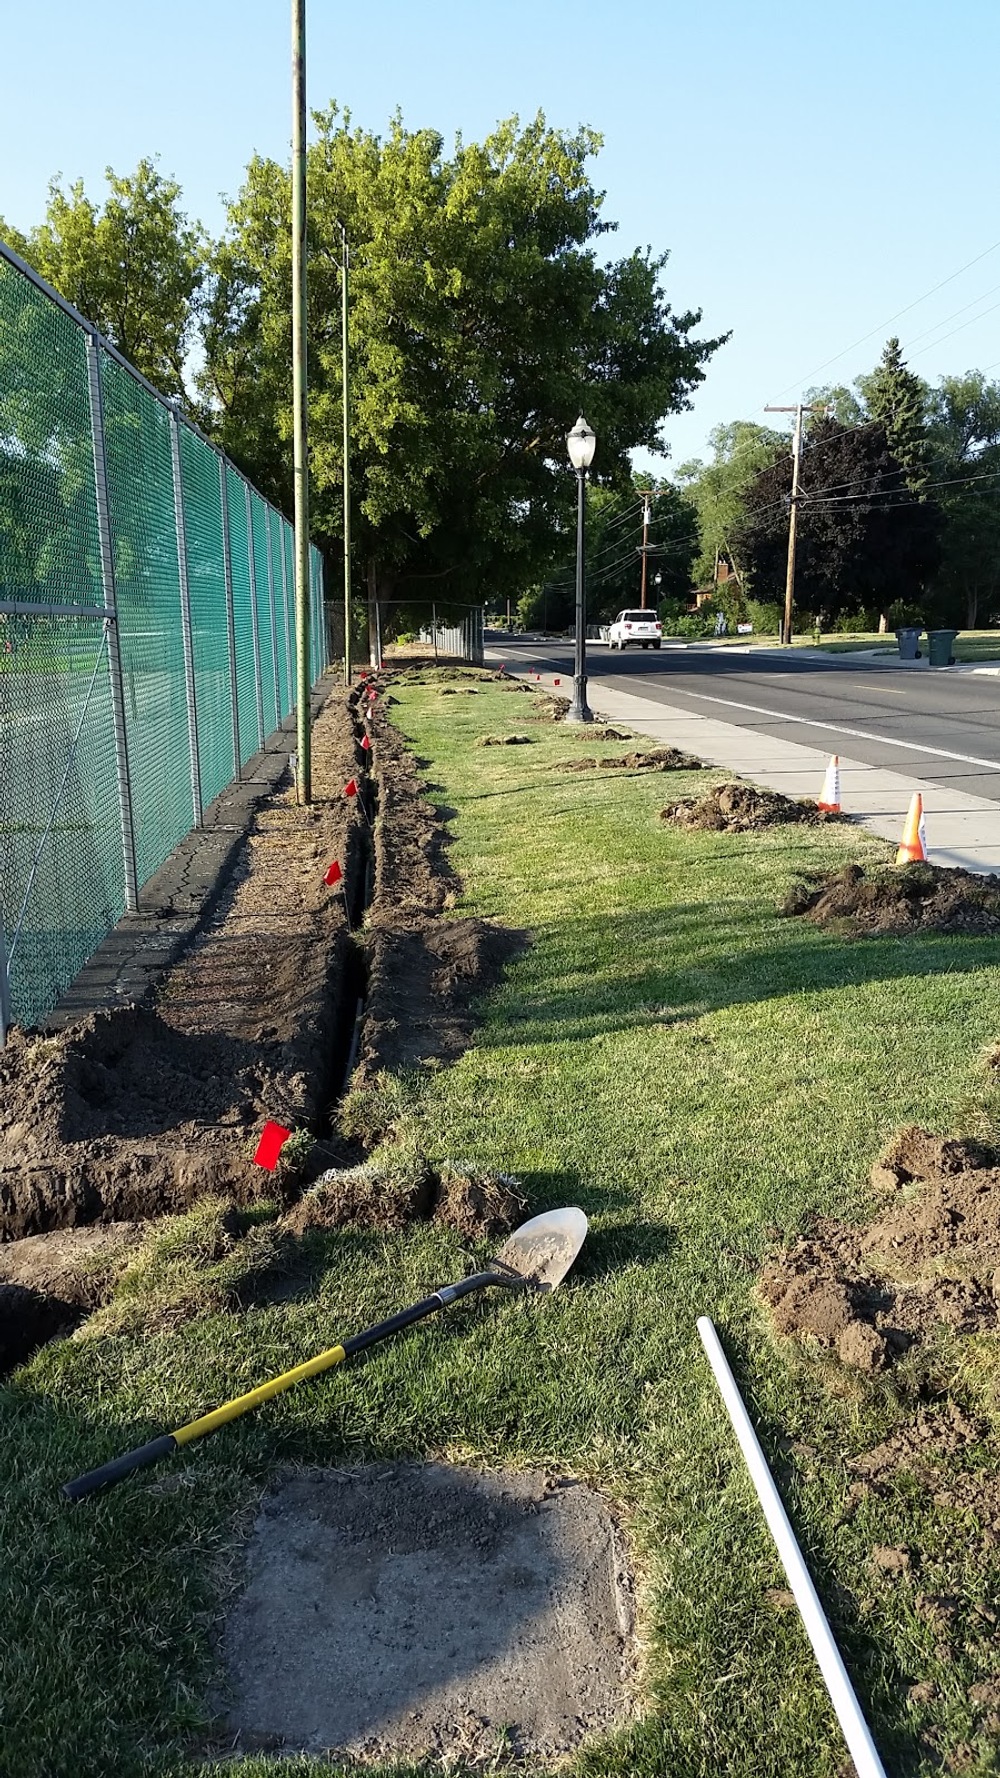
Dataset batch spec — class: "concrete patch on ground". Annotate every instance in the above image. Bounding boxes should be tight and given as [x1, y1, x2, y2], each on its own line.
[221, 1461, 636, 1762]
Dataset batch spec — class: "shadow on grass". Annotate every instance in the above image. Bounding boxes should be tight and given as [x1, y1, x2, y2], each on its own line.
[478, 904, 1000, 1047]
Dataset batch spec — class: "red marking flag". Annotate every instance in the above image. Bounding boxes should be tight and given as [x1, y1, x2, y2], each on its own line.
[553, 678, 561, 686]
[254, 1121, 292, 1170]
[324, 859, 343, 886]
[344, 778, 359, 798]
[361, 734, 371, 752]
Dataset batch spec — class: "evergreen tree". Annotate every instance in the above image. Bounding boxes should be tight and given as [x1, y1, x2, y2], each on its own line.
[860, 337, 931, 494]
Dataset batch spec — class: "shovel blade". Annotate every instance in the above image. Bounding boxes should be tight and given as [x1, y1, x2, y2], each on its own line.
[491, 1206, 588, 1292]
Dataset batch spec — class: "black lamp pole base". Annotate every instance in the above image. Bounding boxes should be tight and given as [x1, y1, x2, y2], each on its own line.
[564, 675, 593, 723]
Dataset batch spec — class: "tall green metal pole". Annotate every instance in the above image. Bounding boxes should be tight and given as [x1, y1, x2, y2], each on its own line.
[291, 0, 312, 801]
[340, 225, 352, 686]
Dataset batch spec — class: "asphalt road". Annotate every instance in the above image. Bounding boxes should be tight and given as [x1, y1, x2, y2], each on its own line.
[488, 638, 1000, 804]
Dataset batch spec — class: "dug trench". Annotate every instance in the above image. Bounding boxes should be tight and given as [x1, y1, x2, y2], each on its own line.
[0, 671, 528, 1373]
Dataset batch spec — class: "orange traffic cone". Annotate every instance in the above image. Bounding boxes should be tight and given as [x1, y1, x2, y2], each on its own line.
[895, 792, 928, 865]
[817, 755, 841, 813]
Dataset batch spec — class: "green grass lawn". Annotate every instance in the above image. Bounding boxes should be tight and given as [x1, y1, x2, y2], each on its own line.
[5, 678, 1000, 1776]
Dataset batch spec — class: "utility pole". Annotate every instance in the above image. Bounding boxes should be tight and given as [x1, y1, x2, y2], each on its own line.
[339, 223, 352, 687]
[291, 0, 311, 799]
[764, 402, 819, 645]
[639, 493, 652, 607]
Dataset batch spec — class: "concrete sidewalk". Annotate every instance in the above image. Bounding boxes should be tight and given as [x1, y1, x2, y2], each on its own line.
[498, 663, 1000, 875]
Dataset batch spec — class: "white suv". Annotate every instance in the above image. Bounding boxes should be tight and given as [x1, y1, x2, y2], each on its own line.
[609, 609, 662, 650]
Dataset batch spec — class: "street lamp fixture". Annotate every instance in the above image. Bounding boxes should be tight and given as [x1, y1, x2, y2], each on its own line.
[565, 416, 596, 722]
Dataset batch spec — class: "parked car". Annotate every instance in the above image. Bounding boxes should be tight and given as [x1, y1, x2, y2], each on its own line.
[608, 609, 662, 650]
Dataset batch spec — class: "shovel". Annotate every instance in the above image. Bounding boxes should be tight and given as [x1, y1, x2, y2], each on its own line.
[62, 1207, 588, 1502]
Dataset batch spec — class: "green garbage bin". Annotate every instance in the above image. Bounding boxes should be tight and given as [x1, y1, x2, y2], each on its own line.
[896, 627, 922, 660]
[927, 629, 958, 667]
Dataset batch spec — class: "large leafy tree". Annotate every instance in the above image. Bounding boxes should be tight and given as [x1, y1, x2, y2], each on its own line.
[732, 416, 940, 625]
[676, 421, 785, 586]
[926, 372, 1000, 627]
[2, 161, 204, 401]
[200, 107, 724, 616]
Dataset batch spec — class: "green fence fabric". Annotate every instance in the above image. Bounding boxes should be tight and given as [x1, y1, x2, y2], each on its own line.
[0, 244, 326, 1039]
[101, 355, 194, 887]
[250, 491, 279, 739]
[179, 426, 233, 809]
[226, 465, 261, 764]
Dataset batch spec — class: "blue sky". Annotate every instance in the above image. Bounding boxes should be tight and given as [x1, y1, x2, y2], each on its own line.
[3, 0, 1000, 471]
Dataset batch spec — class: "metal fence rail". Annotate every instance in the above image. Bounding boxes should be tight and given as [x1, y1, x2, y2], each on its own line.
[0, 241, 327, 1042]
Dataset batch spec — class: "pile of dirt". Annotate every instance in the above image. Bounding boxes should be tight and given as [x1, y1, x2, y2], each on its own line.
[782, 861, 1000, 936]
[477, 733, 535, 747]
[760, 1126, 1000, 1372]
[661, 781, 839, 832]
[557, 748, 703, 773]
[0, 1222, 144, 1370]
[360, 703, 529, 1088]
[532, 695, 571, 722]
[283, 1157, 525, 1242]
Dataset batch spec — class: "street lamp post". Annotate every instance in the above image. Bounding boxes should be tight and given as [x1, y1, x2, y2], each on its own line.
[566, 415, 596, 724]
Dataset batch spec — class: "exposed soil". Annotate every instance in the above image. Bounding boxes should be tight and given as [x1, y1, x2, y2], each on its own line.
[0, 1222, 144, 1370]
[532, 695, 571, 722]
[782, 861, 1000, 936]
[219, 1463, 635, 1763]
[477, 733, 535, 746]
[358, 698, 529, 1089]
[1, 677, 529, 1370]
[760, 1125, 1000, 1373]
[661, 781, 842, 832]
[557, 747, 704, 773]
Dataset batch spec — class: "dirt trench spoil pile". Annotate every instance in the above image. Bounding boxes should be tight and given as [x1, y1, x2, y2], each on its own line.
[783, 861, 1000, 936]
[557, 747, 704, 774]
[357, 696, 528, 1088]
[0, 695, 367, 1248]
[283, 1157, 526, 1242]
[760, 1125, 1000, 1373]
[661, 781, 841, 832]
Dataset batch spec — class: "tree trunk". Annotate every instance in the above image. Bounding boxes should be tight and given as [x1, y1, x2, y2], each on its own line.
[966, 585, 979, 629]
[878, 611, 889, 633]
[366, 558, 380, 668]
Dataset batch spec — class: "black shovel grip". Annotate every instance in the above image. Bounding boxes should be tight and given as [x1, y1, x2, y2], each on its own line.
[62, 1434, 178, 1501]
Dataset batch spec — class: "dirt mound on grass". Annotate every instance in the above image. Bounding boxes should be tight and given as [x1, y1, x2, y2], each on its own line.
[0, 1222, 144, 1370]
[283, 1158, 525, 1242]
[760, 1125, 1000, 1371]
[557, 748, 703, 774]
[532, 696, 571, 722]
[477, 733, 535, 747]
[661, 781, 839, 832]
[782, 861, 1000, 936]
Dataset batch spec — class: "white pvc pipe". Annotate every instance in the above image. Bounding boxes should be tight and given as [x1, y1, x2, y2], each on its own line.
[696, 1316, 888, 1778]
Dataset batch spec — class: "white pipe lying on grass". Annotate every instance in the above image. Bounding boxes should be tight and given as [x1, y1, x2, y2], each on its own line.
[696, 1315, 888, 1778]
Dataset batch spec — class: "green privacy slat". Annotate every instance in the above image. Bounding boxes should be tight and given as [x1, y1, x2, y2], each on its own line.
[282, 520, 295, 709]
[179, 426, 231, 807]
[250, 492, 279, 738]
[99, 355, 193, 890]
[226, 466, 259, 763]
[269, 508, 290, 721]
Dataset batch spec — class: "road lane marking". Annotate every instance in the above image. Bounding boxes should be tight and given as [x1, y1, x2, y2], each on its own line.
[634, 685, 1000, 774]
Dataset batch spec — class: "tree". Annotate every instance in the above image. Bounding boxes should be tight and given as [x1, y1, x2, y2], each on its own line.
[200, 107, 725, 623]
[676, 421, 785, 586]
[13, 160, 204, 401]
[859, 337, 932, 493]
[927, 372, 1000, 627]
[732, 416, 941, 626]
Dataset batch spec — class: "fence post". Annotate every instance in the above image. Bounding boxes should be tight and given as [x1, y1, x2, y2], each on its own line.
[219, 458, 241, 779]
[0, 904, 11, 1047]
[170, 411, 203, 828]
[245, 482, 265, 750]
[265, 508, 282, 721]
[86, 335, 139, 911]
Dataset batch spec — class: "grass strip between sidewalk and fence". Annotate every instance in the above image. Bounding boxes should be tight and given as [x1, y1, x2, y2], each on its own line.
[4, 671, 1000, 1777]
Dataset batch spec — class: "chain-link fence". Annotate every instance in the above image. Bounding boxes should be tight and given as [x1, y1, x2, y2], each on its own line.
[0, 242, 328, 1041]
[324, 600, 484, 670]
